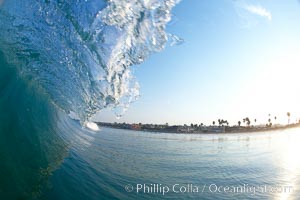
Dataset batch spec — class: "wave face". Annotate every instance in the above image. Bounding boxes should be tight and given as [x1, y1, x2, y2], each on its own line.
[0, 0, 180, 121]
[0, 0, 180, 199]
[0, 52, 69, 199]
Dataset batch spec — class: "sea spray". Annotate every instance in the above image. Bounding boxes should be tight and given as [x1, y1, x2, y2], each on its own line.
[0, 0, 181, 123]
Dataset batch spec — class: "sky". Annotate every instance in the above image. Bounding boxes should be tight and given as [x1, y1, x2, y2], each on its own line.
[95, 0, 300, 126]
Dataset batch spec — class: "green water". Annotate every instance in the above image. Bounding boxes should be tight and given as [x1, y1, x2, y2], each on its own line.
[0, 52, 68, 199]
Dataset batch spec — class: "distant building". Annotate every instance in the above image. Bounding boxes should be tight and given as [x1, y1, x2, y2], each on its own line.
[177, 126, 195, 133]
[130, 124, 141, 130]
[202, 126, 225, 133]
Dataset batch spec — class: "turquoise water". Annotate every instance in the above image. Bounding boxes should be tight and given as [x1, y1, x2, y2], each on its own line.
[42, 127, 300, 200]
[0, 0, 180, 198]
[1, 0, 300, 199]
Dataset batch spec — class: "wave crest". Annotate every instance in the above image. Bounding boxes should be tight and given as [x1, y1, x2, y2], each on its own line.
[0, 0, 180, 122]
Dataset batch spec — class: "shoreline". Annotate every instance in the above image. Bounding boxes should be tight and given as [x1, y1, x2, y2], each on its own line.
[96, 122, 300, 135]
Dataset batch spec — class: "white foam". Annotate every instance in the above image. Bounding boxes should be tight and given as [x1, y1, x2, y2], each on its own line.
[85, 122, 100, 131]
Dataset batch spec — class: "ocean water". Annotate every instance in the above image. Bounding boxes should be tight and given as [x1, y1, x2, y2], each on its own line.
[44, 127, 300, 200]
[1, 0, 300, 199]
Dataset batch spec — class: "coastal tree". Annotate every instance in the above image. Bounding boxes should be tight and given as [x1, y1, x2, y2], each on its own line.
[287, 112, 291, 125]
[268, 118, 272, 127]
[238, 121, 241, 127]
[212, 121, 215, 126]
[246, 117, 250, 126]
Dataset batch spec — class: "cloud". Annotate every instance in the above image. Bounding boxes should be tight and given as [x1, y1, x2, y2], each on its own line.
[244, 5, 272, 21]
[233, 1, 272, 28]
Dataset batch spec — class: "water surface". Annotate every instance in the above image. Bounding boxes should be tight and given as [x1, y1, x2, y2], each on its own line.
[42, 127, 300, 200]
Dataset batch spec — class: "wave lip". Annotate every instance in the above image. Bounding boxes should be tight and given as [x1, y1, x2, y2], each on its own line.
[0, 0, 180, 123]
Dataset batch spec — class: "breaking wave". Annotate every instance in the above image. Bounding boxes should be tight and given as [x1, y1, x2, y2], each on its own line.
[0, 0, 181, 122]
[0, 0, 181, 199]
